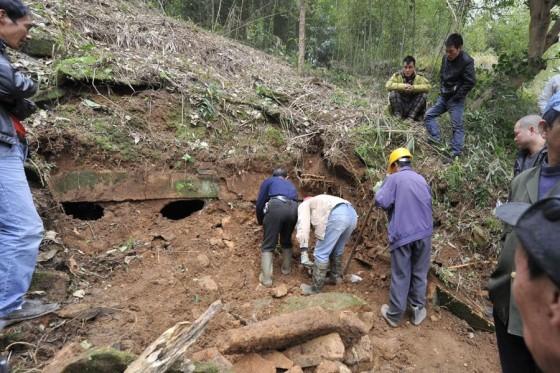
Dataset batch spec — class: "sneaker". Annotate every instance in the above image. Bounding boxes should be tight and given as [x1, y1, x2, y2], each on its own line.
[0, 299, 59, 330]
[380, 304, 399, 327]
[411, 306, 427, 326]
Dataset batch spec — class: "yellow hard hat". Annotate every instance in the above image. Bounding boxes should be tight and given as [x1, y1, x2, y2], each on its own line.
[387, 148, 413, 173]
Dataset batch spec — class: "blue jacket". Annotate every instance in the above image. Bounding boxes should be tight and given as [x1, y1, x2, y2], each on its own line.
[0, 40, 38, 145]
[375, 167, 433, 250]
[256, 176, 298, 224]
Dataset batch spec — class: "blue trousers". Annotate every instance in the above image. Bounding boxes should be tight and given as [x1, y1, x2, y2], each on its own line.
[314, 204, 357, 264]
[386, 237, 431, 322]
[0, 142, 44, 317]
[424, 96, 465, 156]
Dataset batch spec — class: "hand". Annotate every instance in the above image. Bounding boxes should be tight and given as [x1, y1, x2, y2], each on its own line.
[373, 180, 383, 193]
[404, 84, 413, 91]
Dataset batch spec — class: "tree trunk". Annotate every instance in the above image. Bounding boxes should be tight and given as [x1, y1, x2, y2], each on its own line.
[527, 0, 558, 73]
[298, 0, 306, 75]
[124, 300, 223, 373]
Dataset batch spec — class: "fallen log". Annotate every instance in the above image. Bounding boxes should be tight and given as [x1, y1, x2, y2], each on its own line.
[125, 300, 223, 373]
[216, 306, 368, 354]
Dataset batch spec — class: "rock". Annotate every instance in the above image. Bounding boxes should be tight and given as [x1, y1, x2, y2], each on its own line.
[58, 347, 136, 373]
[233, 353, 275, 373]
[430, 314, 439, 322]
[223, 239, 235, 249]
[280, 292, 366, 313]
[199, 276, 219, 292]
[343, 335, 372, 365]
[43, 343, 83, 373]
[30, 270, 70, 302]
[358, 312, 374, 332]
[191, 347, 233, 370]
[272, 284, 288, 298]
[34, 87, 66, 105]
[261, 350, 293, 369]
[209, 238, 222, 247]
[217, 307, 368, 354]
[287, 366, 304, 373]
[316, 360, 352, 373]
[370, 336, 400, 360]
[284, 333, 345, 368]
[56, 303, 91, 319]
[197, 254, 211, 268]
[22, 33, 57, 57]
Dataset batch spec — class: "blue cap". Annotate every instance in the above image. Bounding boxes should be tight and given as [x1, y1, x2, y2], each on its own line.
[495, 197, 560, 289]
[543, 91, 560, 125]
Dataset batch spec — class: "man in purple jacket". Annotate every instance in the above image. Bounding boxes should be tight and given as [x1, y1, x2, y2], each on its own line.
[374, 148, 433, 327]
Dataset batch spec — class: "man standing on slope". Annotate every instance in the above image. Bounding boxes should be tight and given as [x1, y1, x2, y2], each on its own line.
[0, 0, 59, 330]
[386, 55, 431, 121]
[425, 33, 476, 162]
[374, 148, 433, 327]
[488, 92, 560, 373]
[256, 168, 299, 287]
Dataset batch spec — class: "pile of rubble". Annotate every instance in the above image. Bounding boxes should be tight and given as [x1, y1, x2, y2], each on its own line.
[196, 306, 375, 373]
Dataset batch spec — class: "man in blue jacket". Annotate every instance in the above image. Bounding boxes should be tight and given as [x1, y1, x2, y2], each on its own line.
[375, 148, 433, 327]
[425, 33, 476, 161]
[256, 168, 298, 287]
[0, 0, 58, 331]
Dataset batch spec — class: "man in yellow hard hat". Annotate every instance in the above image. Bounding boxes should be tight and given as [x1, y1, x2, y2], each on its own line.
[374, 148, 433, 327]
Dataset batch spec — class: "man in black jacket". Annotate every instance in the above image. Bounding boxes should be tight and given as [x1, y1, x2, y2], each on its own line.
[425, 33, 476, 160]
[0, 0, 58, 331]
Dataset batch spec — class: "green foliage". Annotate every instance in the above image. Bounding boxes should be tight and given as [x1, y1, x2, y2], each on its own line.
[199, 84, 219, 120]
[263, 126, 286, 147]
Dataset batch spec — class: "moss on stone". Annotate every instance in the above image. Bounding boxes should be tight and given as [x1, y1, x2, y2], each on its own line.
[61, 348, 137, 373]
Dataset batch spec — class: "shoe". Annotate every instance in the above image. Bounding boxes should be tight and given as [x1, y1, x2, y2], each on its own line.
[300, 251, 313, 268]
[0, 299, 59, 330]
[281, 248, 292, 275]
[380, 304, 399, 327]
[326, 255, 343, 285]
[301, 261, 329, 296]
[259, 251, 273, 287]
[411, 306, 427, 326]
[442, 153, 459, 165]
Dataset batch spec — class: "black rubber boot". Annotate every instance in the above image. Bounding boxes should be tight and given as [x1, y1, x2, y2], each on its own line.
[301, 261, 329, 295]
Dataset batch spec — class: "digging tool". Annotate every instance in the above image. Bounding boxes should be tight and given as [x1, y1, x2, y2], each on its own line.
[343, 201, 375, 275]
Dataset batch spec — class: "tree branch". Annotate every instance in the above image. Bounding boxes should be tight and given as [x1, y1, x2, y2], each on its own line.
[545, 16, 560, 51]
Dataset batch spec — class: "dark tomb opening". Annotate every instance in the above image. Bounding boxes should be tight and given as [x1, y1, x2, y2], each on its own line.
[160, 200, 204, 220]
[62, 202, 104, 220]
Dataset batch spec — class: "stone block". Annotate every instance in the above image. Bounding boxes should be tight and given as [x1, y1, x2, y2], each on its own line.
[233, 353, 275, 373]
[284, 333, 345, 368]
[343, 335, 372, 365]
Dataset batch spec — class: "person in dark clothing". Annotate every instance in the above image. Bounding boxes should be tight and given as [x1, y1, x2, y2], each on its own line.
[385, 56, 431, 121]
[374, 148, 433, 327]
[513, 114, 547, 177]
[488, 92, 560, 373]
[0, 0, 59, 331]
[255, 168, 298, 287]
[425, 33, 476, 160]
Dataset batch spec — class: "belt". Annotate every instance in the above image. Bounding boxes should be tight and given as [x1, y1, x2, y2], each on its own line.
[270, 195, 291, 202]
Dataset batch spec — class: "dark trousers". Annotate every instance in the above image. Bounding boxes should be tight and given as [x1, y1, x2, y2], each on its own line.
[389, 91, 427, 121]
[493, 311, 541, 373]
[386, 237, 431, 322]
[261, 199, 297, 252]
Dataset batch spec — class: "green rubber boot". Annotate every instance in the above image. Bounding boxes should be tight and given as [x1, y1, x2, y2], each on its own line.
[259, 251, 273, 287]
[281, 248, 292, 275]
[301, 261, 329, 296]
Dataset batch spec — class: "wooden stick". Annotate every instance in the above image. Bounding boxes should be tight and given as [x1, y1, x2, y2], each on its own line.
[125, 300, 223, 373]
[447, 260, 495, 270]
[343, 202, 375, 275]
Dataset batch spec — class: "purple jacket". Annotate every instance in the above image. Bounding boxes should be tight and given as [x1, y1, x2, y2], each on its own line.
[375, 167, 433, 250]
